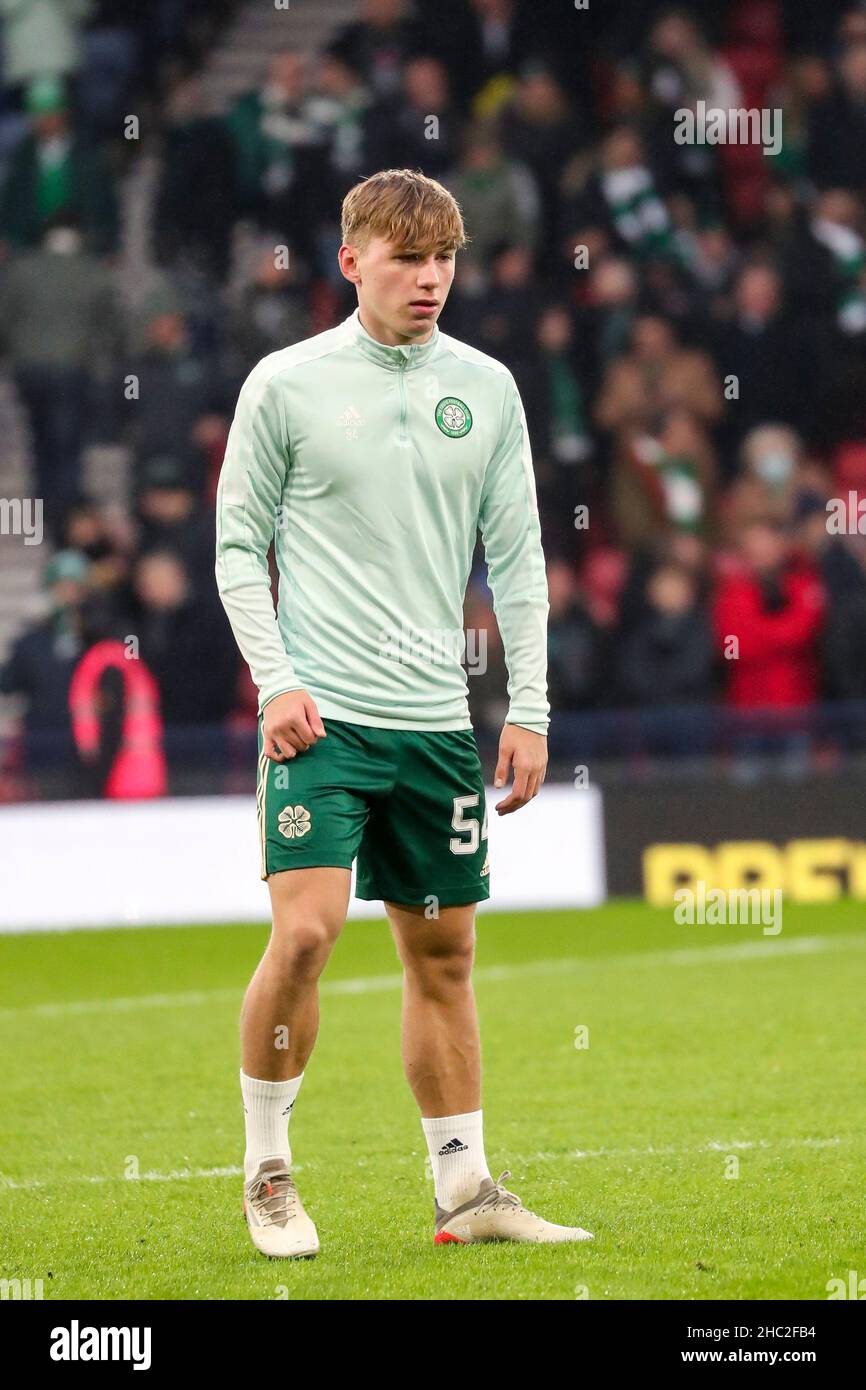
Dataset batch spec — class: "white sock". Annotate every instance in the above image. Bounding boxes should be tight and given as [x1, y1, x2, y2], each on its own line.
[421, 1109, 492, 1211]
[240, 1069, 304, 1181]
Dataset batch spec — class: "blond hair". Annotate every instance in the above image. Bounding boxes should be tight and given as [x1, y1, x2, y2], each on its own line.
[341, 168, 468, 254]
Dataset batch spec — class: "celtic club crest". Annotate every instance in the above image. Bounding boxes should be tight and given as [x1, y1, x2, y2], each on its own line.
[434, 397, 473, 437]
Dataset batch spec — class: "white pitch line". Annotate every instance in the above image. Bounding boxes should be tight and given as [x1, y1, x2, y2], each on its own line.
[0, 1164, 244, 1191]
[0, 987, 243, 1020]
[0, 1136, 848, 1193]
[567, 1135, 845, 1161]
[1, 933, 863, 1023]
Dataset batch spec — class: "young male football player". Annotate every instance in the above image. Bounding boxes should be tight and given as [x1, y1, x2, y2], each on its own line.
[216, 168, 593, 1256]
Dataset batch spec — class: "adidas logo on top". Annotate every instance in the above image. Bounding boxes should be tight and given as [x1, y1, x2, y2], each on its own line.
[438, 1137, 469, 1156]
[336, 405, 365, 428]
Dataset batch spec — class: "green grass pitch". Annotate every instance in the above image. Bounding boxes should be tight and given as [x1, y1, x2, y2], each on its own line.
[1, 900, 864, 1300]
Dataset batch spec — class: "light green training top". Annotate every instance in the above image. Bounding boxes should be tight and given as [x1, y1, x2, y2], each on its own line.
[215, 306, 550, 734]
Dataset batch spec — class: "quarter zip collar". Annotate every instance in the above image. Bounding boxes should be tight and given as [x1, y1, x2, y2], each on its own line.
[346, 306, 440, 371]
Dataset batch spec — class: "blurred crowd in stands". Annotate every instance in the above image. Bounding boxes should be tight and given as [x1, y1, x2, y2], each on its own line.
[4, 0, 866, 792]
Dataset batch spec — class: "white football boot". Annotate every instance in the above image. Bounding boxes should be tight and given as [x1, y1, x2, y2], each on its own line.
[434, 1170, 594, 1245]
[243, 1158, 319, 1258]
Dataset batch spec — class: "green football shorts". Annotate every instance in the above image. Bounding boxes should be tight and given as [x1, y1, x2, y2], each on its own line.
[256, 717, 490, 907]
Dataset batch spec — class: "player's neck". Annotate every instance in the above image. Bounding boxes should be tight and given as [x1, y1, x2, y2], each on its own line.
[357, 305, 434, 348]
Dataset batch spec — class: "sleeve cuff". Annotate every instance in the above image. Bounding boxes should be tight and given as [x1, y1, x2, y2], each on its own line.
[506, 716, 550, 736]
[258, 681, 306, 715]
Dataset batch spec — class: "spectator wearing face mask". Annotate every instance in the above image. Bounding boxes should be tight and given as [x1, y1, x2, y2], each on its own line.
[723, 425, 828, 542]
[57, 494, 129, 615]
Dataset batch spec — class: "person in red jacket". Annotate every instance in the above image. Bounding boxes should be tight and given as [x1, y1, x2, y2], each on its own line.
[713, 518, 825, 709]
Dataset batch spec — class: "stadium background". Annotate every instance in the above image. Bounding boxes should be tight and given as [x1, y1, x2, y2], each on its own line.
[1, 0, 866, 1307]
[2, 0, 866, 917]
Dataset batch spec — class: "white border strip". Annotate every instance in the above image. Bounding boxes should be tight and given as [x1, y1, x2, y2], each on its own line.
[0, 786, 605, 932]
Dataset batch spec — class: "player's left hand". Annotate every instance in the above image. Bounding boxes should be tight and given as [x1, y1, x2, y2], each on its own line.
[493, 724, 547, 815]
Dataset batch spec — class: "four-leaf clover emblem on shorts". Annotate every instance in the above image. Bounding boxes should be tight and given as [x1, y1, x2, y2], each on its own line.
[278, 804, 312, 838]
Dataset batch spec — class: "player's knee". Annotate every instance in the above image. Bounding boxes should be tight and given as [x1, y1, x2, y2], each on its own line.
[270, 917, 338, 976]
[405, 938, 475, 994]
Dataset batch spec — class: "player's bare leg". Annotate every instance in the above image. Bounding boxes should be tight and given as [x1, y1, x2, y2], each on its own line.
[240, 866, 350, 1258]
[387, 899, 593, 1245]
[242, 866, 350, 1079]
[386, 900, 482, 1115]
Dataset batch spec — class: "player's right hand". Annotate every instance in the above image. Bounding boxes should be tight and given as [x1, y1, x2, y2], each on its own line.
[262, 689, 326, 761]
